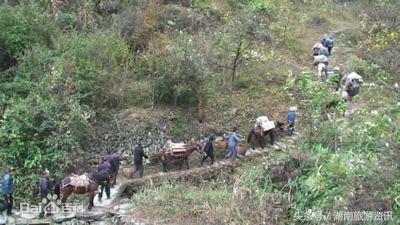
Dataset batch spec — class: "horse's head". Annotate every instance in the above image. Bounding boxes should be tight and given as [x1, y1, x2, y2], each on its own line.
[191, 143, 203, 154]
[275, 121, 285, 131]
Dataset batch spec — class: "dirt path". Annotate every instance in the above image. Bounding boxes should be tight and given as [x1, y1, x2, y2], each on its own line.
[96, 133, 301, 209]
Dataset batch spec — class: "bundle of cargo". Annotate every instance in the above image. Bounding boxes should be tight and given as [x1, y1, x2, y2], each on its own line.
[313, 55, 328, 65]
[166, 140, 187, 155]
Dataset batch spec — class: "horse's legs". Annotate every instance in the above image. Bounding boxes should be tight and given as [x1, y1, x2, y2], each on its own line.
[88, 191, 96, 211]
[179, 159, 184, 170]
[269, 131, 275, 145]
[61, 191, 69, 204]
[60, 190, 70, 212]
[259, 137, 264, 149]
[98, 183, 104, 201]
[161, 158, 167, 172]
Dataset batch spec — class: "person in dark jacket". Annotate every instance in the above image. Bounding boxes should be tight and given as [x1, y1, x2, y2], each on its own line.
[133, 143, 148, 178]
[201, 136, 215, 165]
[39, 169, 52, 218]
[2, 167, 15, 216]
[104, 154, 121, 186]
[97, 158, 111, 201]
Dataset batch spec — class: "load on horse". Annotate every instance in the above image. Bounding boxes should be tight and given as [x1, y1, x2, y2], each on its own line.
[247, 116, 284, 150]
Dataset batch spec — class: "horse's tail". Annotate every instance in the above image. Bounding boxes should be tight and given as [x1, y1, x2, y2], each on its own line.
[54, 180, 62, 200]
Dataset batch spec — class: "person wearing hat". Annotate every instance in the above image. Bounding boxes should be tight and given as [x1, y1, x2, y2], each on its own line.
[39, 169, 52, 218]
[2, 167, 16, 215]
[287, 107, 297, 136]
[133, 142, 148, 178]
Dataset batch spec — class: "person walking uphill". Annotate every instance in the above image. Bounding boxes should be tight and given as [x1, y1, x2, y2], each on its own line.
[39, 169, 52, 218]
[225, 127, 240, 161]
[324, 37, 334, 56]
[97, 158, 111, 201]
[133, 142, 148, 178]
[2, 167, 15, 216]
[104, 153, 122, 186]
[287, 106, 297, 136]
[201, 136, 215, 165]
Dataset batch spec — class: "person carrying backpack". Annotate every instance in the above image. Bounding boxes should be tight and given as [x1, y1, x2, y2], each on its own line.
[324, 37, 334, 56]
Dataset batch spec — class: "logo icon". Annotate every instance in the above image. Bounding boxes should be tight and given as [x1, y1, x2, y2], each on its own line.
[41, 193, 62, 214]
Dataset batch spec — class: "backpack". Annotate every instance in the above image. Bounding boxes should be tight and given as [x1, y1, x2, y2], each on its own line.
[325, 38, 334, 47]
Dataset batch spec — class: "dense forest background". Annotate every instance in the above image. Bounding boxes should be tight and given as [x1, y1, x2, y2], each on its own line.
[0, 0, 399, 224]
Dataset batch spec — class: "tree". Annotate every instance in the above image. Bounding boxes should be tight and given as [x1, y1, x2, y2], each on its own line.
[157, 32, 210, 122]
[206, 11, 274, 87]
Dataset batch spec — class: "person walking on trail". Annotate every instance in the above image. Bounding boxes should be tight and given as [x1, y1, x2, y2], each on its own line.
[330, 66, 343, 91]
[2, 167, 15, 216]
[324, 37, 334, 56]
[312, 42, 326, 56]
[97, 158, 111, 201]
[201, 136, 215, 165]
[133, 142, 148, 178]
[287, 107, 297, 136]
[342, 72, 363, 112]
[224, 127, 240, 161]
[104, 153, 122, 186]
[39, 169, 52, 218]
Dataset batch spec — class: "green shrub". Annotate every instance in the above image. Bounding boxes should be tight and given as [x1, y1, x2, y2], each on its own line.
[56, 12, 78, 30]
[0, 5, 55, 70]
[160, 5, 192, 32]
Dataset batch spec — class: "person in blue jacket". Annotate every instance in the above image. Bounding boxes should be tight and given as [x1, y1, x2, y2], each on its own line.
[287, 107, 297, 136]
[224, 127, 240, 161]
[2, 167, 16, 216]
[324, 37, 334, 56]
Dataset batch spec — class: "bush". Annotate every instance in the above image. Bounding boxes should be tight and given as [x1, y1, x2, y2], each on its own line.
[57, 33, 132, 110]
[159, 5, 192, 32]
[126, 80, 155, 107]
[0, 5, 55, 70]
[55, 12, 78, 30]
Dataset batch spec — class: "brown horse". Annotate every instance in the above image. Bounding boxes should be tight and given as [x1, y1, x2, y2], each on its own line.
[247, 121, 285, 150]
[54, 170, 111, 210]
[158, 143, 203, 172]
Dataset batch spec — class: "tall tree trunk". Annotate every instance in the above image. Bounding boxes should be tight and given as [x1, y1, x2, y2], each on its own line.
[197, 86, 205, 123]
[231, 41, 243, 84]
